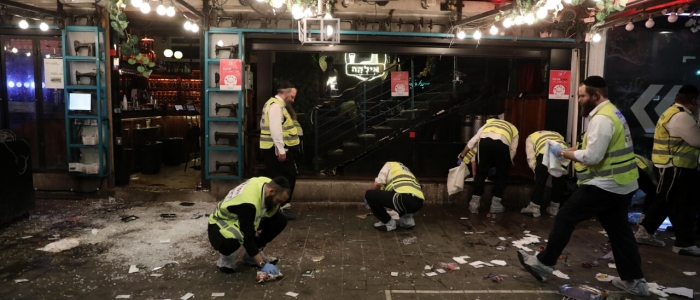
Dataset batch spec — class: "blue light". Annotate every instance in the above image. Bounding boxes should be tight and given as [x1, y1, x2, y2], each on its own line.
[7, 81, 14, 88]
[696, 70, 700, 76]
[31, 82, 35, 88]
[23, 82, 30, 88]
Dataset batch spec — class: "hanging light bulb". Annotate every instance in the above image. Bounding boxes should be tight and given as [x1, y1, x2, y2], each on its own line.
[525, 13, 535, 25]
[19, 19, 28, 29]
[292, 4, 304, 19]
[26, 52, 31, 57]
[7, 81, 14, 88]
[592, 33, 601, 42]
[489, 25, 499, 35]
[325, 25, 334, 39]
[45, 54, 50, 58]
[166, 6, 176, 17]
[272, 0, 284, 8]
[645, 16, 655, 28]
[456, 30, 466, 39]
[132, 0, 143, 7]
[473, 29, 482, 40]
[184, 20, 192, 30]
[157, 2, 166, 15]
[324, 12, 332, 19]
[625, 21, 634, 31]
[11, 47, 18, 53]
[191, 23, 199, 32]
[164, 49, 173, 57]
[503, 17, 513, 28]
[174, 51, 183, 59]
[536, 7, 548, 19]
[217, 40, 224, 47]
[514, 15, 524, 25]
[40, 22, 49, 31]
[140, 2, 151, 14]
[668, 12, 678, 23]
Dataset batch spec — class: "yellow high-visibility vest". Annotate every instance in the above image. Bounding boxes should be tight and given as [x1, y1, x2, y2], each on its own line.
[635, 154, 658, 186]
[208, 177, 279, 241]
[651, 105, 700, 169]
[575, 102, 638, 185]
[384, 162, 425, 200]
[482, 119, 519, 144]
[260, 97, 300, 149]
[528, 131, 567, 155]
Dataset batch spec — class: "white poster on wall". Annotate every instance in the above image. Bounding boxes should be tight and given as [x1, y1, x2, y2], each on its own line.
[44, 59, 64, 89]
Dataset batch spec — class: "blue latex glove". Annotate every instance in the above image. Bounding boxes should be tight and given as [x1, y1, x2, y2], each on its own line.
[261, 263, 280, 275]
[549, 144, 565, 158]
[456, 155, 463, 166]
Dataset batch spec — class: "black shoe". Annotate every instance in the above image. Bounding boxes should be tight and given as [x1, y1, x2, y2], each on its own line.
[279, 208, 296, 220]
[218, 267, 236, 274]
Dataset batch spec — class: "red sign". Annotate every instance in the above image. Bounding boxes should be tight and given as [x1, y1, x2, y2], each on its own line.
[391, 71, 409, 97]
[549, 70, 571, 100]
[220, 59, 242, 91]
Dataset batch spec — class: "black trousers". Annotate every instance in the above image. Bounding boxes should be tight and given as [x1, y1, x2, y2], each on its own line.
[636, 166, 658, 214]
[207, 211, 288, 256]
[365, 189, 423, 223]
[473, 138, 512, 198]
[537, 185, 643, 281]
[263, 146, 298, 204]
[530, 154, 568, 206]
[640, 167, 699, 247]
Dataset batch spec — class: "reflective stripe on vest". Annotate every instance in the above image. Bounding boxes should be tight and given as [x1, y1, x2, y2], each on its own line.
[651, 106, 700, 169]
[482, 119, 519, 144]
[208, 177, 279, 241]
[461, 145, 478, 164]
[528, 131, 567, 155]
[293, 120, 303, 136]
[384, 162, 425, 200]
[260, 97, 300, 149]
[575, 102, 638, 185]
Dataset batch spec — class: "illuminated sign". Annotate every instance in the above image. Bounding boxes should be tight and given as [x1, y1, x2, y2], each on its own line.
[345, 53, 388, 81]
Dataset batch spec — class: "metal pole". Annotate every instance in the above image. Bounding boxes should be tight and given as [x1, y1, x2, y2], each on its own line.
[314, 108, 319, 160]
[363, 82, 367, 133]
[410, 58, 415, 120]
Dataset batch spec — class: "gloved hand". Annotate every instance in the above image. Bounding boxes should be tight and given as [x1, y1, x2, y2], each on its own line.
[261, 263, 280, 275]
[549, 144, 565, 158]
[456, 154, 463, 166]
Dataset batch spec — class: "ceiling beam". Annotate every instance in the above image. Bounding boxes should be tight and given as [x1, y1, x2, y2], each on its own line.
[0, 0, 62, 18]
[174, 0, 205, 19]
[452, 4, 513, 27]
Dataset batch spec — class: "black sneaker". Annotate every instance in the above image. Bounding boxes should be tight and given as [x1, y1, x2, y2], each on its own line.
[279, 208, 296, 220]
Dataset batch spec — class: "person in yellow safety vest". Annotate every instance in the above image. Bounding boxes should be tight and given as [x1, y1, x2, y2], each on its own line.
[518, 76, 650, 297]
[459, 118, 519, 214]
[520, 130, 570, 218]
[633, 154, 658, 225]
[636, 85, 700, 256]
[458, 140, 479, 181]
[365, 161, 425, 232]
[260, 80, 300, 220]
[207, 176, 291, 274]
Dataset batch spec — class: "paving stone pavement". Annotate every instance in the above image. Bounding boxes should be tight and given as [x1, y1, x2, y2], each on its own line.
[0, 199, 698, 300]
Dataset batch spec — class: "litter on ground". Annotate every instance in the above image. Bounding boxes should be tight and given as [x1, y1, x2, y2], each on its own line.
[490, 260, 507, 266]
[682, 271, 696, 276]
[128, 265, 139, 274]
[425, 272, 438, 277]
[285, 291, 299, 298]
[36, 238, 81, 253]
[391, 272, 398, 277]
[552, 270, 570, 279]
[212, 292, 225, 297]
[311, 256, 325, 262]
[180, 292, 194, 300]
[595, 273, 615, 282]
[14, 279, 29, 283]
[452, 256, 470, 264]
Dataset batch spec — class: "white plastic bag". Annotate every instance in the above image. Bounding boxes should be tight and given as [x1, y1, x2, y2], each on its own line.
[447, 164, 468, 195]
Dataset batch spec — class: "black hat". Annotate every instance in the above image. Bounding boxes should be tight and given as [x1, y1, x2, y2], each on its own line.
[678, 85, 699, 95]
[272, 176, 291, 189]
[582, 76, 606, 88]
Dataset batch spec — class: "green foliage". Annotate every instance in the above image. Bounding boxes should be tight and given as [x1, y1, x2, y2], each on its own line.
[107, 0, 153, 77]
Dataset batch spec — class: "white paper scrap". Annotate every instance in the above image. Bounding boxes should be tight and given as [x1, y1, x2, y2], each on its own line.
[91, 229, 98, 235]
[436, 269, 446, 274]
[608, 263, 616, 269]
[664, 287, 693, 298]
[128, 265, 139, 274]
[425, 272, 438, 277]
[424, 265, 431, 270]
[212, 293, 225, 297]
[490, 260, 507, 266]
[552, 270, 570, 279]
[648, 283, 669, 297]
[116, 296, 131, 299]
[391, 272, 398, 277]
[285, 291, 299, 298]
[21, 236, 32, 239]
[452, 256, 470, 264]
[152, 267, 162, 271]
[160, 239, 170, 244]
[498, 237, 506, 241]
[14, 279, 29, 283]
[150, 273, 163, 277]
[682, 271, 696, 276]
[180, 293, 194, 300]
[595, 273, 615, 282]
[464, 232, 473, 235]
[460, 217, 469, 220]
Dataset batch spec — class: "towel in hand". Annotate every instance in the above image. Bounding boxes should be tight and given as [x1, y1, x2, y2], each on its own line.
[542, 140, 571, 177]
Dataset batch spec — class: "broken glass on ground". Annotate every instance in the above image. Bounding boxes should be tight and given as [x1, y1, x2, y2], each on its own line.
[402, 237, 417, 245]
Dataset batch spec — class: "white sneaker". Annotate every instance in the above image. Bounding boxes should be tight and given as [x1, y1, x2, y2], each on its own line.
[672, 245, 700, 256]
[216, 253, 237, 273]
[398, 214, 415, 229]
[635, 226, 666, 247]
[546, 202, 560, 216]
[520, 202, 541, 218]
[612, 277, 650, 297]
[469, 196, 481, 214]
[489, 197, 504, 213]
[374, 219, 397, 232]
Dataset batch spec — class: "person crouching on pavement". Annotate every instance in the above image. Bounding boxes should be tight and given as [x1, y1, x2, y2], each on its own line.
[365, 161, 425, 232]
[208, 176, 291, 274]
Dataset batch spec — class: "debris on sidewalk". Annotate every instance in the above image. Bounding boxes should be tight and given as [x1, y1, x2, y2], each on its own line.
[212, 292, 225, 297]
[424, 272, 438, 277]
[257, 271, 284, 283]
[664, 287, 693, 298]
[490, 260, 507, 266]
[285, 291, 299, 298]
[682, 271, 696, 276]
[391, 272, 398, 277]
[14, 279, 29, 283]
[436, 268, 446, 273]
[595, 273, 615, 282]
[496, 246, 506, 251]
[469, 261, 494, 268]
[37, 238, 80, 253]
[301, 269, 315, 277]
[180, 292, 194, 300]
[180, 202, 195, 206]
[607, 263, 616, 269]
[600, 251, 614, 261]
[558, 284, 608, 300]
[150, 273, 163, 277]
[47, 235, 60, 241]
[523, 230, 530, 234]
[67, 216, 84, 222]
[512, 233, 541, 252]
[484, 273, 504, 282]
[160, 213, 176, 219]
[91, 229, 98, 235]
[160, 239, 170, 244]
[464, 232, 474, 235]
[452, 256, 470, 264]
[311, 256, 324, 262]
[121, 215, 139, 222]
[21, 236, 32, 239]
[552, 270, 570, 279]
[424, 265, 432, 270]
[439, 262, 459, 271]
[460, 217, 469, 220]
[152, 266, 162, 271]
[581, 260, 599, 268]
[128, 265, 139, 274]
[115, 295, 131, 299]
[648, 282, 669, 297]
[498, 237, 506, 241]
[402, 237, 417, 245]
[356, 213, 371, 219]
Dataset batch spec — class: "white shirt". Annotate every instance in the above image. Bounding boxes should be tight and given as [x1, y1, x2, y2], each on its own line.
[654, 103, 700, 168]
[375, 162, 392, 185]
[260, 95, 287, 154]
[573, 100, 638, 194]
[525, 137, 537, 171]
[467, 125, 519, 161]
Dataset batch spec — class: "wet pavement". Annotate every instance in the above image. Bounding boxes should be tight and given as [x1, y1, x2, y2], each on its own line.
[0, 196, 698, 300]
